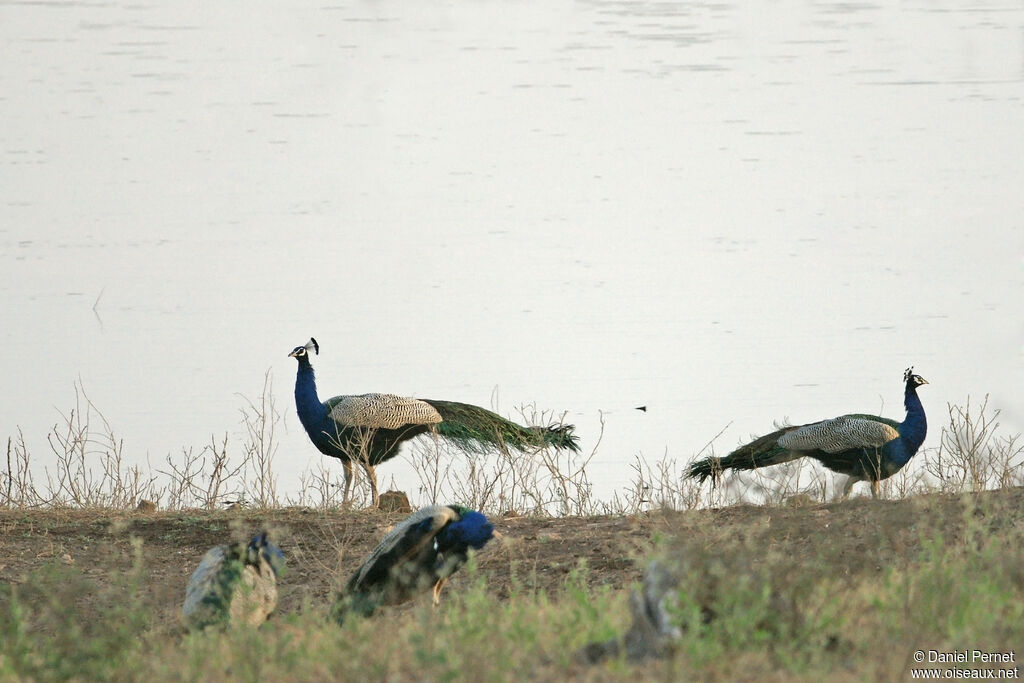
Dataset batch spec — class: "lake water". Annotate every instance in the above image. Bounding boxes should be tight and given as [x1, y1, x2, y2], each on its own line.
[2, 0, 1022, 506]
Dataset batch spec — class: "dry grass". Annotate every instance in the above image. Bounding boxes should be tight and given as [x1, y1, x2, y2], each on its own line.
[2, 377, 1022, 516]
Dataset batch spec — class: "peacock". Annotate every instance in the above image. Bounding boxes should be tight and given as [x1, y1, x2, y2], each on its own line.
[688, 367, 929, 500]
[182, 531, 286, 631]
[288, 337, 580, 505]
[331, 504, 495, 622]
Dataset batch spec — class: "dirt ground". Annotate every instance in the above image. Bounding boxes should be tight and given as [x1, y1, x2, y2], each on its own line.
[2, 486, 1022, 629]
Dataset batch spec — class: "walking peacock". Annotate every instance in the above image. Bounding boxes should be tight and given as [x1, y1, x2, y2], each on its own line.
[688, 368, 929, 500]
[182, 531, 286, 631]
[331, 504, 495, 622]
[288, 338, 580, 505]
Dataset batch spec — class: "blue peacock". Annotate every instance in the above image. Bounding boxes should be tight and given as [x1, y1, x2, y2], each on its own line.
[182, 531, 286, 631]
[332, 504, 495, 622]
[288, 338, 580, 505]
[688, 368, 929, 499]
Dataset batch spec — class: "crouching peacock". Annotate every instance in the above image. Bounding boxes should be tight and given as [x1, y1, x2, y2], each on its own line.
[182, 531, 285, 631]
[288, 338, 580, 505]
[688, 367, 929, 500]
[331, 504, 495, 623]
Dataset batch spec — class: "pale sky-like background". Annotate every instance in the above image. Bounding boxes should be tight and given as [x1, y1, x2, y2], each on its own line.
[2, 0, 1022, 504]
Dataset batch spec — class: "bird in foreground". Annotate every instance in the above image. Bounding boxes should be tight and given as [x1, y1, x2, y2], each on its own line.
[288, 337, 580, 505]
[331, 504, 495, 623]
[182, 531, 285, 631]
[688, 367, 929, 500]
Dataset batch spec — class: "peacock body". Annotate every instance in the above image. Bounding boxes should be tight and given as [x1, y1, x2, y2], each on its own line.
[332, 504, 495, 622]
[288, 338, 580, 505]
[688, 368, 928, 499]
[182, 532, 285, 631]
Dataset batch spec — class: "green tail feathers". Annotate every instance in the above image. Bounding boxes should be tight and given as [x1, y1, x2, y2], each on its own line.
[688, 426, 798, 484]
[425, 400, 580, 453]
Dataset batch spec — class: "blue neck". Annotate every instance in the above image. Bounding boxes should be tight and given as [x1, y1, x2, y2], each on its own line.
[294, 357, 327, 440]
[893, 383, 927, 464]
[440, 511, 494, 552]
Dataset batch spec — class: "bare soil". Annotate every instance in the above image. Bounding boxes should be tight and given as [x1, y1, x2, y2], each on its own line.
[2, 486, 1022, 629]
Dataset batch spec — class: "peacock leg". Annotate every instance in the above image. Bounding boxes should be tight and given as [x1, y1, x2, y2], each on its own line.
[835, 474, 859, 501]
[341, 459, 354, 503]
[433, 578, 448, 606]
[364, 463, 379, 507]
[870, 479, 880, 499]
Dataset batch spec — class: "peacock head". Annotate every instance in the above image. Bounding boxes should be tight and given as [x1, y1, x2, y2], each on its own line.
[247, 531, 287, 577]
[288, 337, 319, 360]
[903, 367, 928, 389]
[444, 509, 494, 551]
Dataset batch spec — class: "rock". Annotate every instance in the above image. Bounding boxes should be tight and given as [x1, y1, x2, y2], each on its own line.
[577, 560, 683, 664]
[377, 490, 412, 513]
[785, 493, 816, 508]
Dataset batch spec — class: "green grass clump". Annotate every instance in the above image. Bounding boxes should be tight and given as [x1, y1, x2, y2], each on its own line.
[1, 494, 1022, 680]
[0, 551, 152, 680]
[0, 554, 624, 681]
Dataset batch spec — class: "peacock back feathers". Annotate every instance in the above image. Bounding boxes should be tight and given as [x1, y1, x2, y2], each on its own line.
[333, 504, 495, 622]
[776, 415, 899, 453]
[326, 393, 443, 430]
[182, 532, 285, 631]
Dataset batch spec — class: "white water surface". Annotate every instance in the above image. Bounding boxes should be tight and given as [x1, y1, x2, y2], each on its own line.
[2, 0, 1022, 504]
